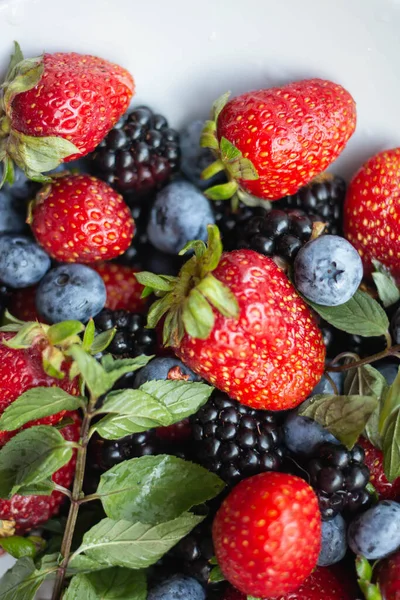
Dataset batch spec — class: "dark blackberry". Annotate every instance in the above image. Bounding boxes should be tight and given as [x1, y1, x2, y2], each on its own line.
[191, 391, 285, 485]
[91, 106, 180, 200]
[277, 174, 346, 235]
[320, 319, 386, 359]
[94, 308, 157, 357]
[235, 208, 313, 264]
[213, 201, 267, 251]
[305, 442, 371, 520]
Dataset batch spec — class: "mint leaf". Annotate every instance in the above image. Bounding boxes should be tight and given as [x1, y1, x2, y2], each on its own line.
[0, 556, 55, 600]
[383, 407, 400, 482]
[47, 321, 84, 345]
[0, 537, 37, 559]
[298, 394, 378, 448]
[209, 565, 225, 583]
[64, 568, 146, 600]
[72, 513, 204, 569]
[90, 329, 116, 355]
[67, 555, 108, 575]
[372, 272, 400, 308]
[139, 380, 213, 422]
[0, 426, 73, 498]
[379, 367, 400, 435]
[82, 319, 96, 351]
[306, 290, 389, 337]
[97, 455, 225, 524]
[0, 387, 84, 432]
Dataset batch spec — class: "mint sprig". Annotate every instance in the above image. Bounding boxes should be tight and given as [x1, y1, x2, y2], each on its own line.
[64, 568, 147, 600]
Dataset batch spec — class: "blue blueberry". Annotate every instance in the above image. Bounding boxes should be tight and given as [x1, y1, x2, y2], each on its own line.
[4, 166, 34, 200]
[0, 190, 26, 234]
[283, 409, 339, 456]
[376, 361, 399, 385]
[348, 500, 400, 559]
[180, 120, 225, 189]
[318, 514, 347, 566]
[147, 180, 215, 254]
[135, 357, 201, 388]
[148, 575, 205, 600]
[36, 264, 106, 323]
[0, 234, 50, 288]
[312, 370, 344, 395]
[294, 235, 363, 306]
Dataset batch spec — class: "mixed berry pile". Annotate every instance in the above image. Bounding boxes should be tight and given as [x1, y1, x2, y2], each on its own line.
[0, 42, 399, 600]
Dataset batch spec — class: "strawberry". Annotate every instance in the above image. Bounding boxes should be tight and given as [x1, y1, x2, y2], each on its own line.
[92, 262, 145, 312]
[0, 42, 134, 182]
[30, 174, 135, 263]
[0, 412, 80, 534]
[344, 148, 400, 279]
[358, 437, 400, 501]
[223, 567, 354, 600]
[137, 225, 325, 411]
[377, 550, 400, 599]
[212, 472, 321, 597]
[201, 79, 356, 203]
[0, 332, 79, 446]
[8, 286, 42, 323]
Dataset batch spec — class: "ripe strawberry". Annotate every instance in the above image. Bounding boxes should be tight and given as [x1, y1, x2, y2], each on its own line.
[358, 437, 400, 501]
[30, 174, 135, 263]
[0, 43, 134, 181]
[202, 79, 356, 202]
[137, 226, 325, 411]
[212, 472, 321, 597]
[377, 550, 400, 599]
[0, 413, 80, 533]
[8, 286, 42, 323]
[92, 262, 145, 312]
[223, 567, 354, 600]
[0, 332, 79, 446]
[344, 148, 400, 279]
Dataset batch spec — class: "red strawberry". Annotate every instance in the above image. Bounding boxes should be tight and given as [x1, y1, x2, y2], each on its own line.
[213, 472, 321, 598]
[344, 148, 400, 279]
[202, 79, 356, 202]
[223, 567, 354, 600]
[30, 174, 135, 263]
[1, 43, 134, 180]
[377, 550, 400, 599]
[358, 437, 400, 501]
[0, 332, 80, 446]
[137, 226, 325, 411]
[92, 262, 145, 312]
[0, 412, 80, 534]
[8, 286, 42, 323]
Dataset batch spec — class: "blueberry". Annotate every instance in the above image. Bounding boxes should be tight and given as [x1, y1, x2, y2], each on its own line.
[294, 235, 363, 306]
[0, 234, 50, 288]
[36, 264, 106, 323]
[147, 180, 215, 254]
[134, 357, 201, 388]
[376, 361, 399, 385]
[283, 410, 339, 456]
[0, 190, 26, 234]
[148, 575, 205, 600]
[180, 120, 224, 189]
[4, 166, 34, 200]
[348, 500, 400, 559]
[318, 513, 347, 566]
[312, 370, 344, 395]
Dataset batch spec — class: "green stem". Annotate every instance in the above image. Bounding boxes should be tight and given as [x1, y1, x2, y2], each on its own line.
[327, 343, 400, 373]
[201, 159, 225, 181]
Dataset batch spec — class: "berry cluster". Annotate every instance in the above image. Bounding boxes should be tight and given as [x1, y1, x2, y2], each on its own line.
[94, 308, 157, 356]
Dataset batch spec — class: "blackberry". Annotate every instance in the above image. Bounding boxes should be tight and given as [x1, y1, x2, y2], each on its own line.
[235, 208, 313, 264]
[213, 201, 267, 251]
[277, 174, 346, 235]
[91, 106, 180, 200]
[191, 391, 285, 485]
[94, 308, 157, 357]
[320, 320, 386, 359]
[305, 442, 371, 520]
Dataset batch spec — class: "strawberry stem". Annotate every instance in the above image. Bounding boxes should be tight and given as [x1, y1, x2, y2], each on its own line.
[327, 343, 400, 373]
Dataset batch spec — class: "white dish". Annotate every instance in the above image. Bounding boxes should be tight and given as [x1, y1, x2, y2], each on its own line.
[0, 0, 399, 594]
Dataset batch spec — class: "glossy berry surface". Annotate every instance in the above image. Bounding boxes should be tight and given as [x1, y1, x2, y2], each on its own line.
[0, 189, 26, 234]
[213, 201, 266, 251]
[347, 500, 400, 559]
[318, 514, 347, 566]
[94, 308, 157, 357]
[283, 410, 338, 457]
[36, 264, 106, 324]
[148, 575, 205, 600]
[294, 235, 363, 306]
[31, 174, 135, 263]
[134, 356, 200, 388]
[0, 234, 50, 288]
[91, 262, 145, 312]
[191, 391, 284, 485]
[377, 550, 400, 600]
[358, 437, 400, 501]
[92, 106, 180, 198]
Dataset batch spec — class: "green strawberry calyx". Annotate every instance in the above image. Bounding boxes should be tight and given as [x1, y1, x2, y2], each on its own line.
[135, 225, 239, 347]
[0, 42, 79, 187]
[200, 92, 269, 209]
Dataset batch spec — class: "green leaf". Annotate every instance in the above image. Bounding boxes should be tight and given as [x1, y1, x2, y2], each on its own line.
[82, 319, 96, 351]
[134, 272, 176, 293]
[306, 290, 389, 337]
[5, 41, 24, 82]
[72, 513, 204, 570]
[67, 554, 108, 575]
[0, 387, 84, 432]
[220, 136, 242, 162]
[47, 321, 84, 345]
[14, 480, 55, 497]
[67, 345, 109, 398]
[0, 156, 15, 188]
[10, 131, 79, 174]
[247, 596, 261, 600]
[199, 224, 223, 275]
[146, 294, 175, 330]
[382, 407, 400, 482]
[298, 394, 378, 449]
[197, 273, 239, 319]
[97, 455, 225, 524]
[232, 157, 259, 181]
[204, 181, 238, 201]
[90, 329, 116, 355]
[209, 565, 225, 583]
[140, 379, 213, 422]
[64, 568, 147, 600]
[379, 367, 400, 435]
[2, 322, 46, 349]
[211, 91, 231, 121]
[3, 57, 43, 108]
[0, 426, 73, 498]
[0, 537, 37, 560]
[372, 271, 400, 308]
[182, 289, 215, 339]
[0, 556, 55, 600]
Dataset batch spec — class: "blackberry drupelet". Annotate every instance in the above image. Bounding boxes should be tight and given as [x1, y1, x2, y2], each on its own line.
[277, 173, 346, 235]
[305, 442, 371, 520]
[94, 308, 157, 357]
[213, 201, 267, 251]
[91, 106, 180, 199]
[191, 391, 285, 485]
[235, 208, 313, 263]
